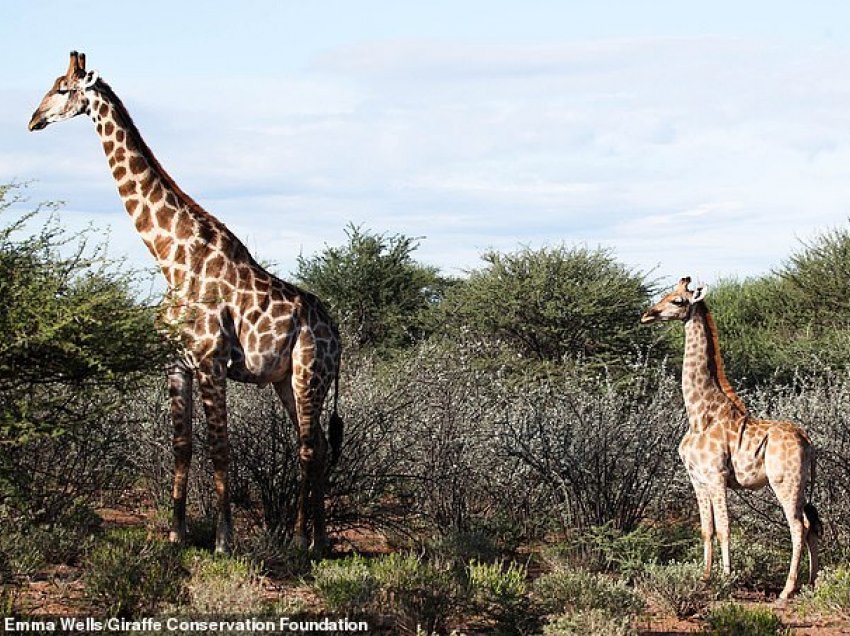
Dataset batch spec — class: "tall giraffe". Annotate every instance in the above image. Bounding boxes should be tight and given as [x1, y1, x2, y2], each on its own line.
[641, 277, 819, 599]
[28, 51, 343, 554]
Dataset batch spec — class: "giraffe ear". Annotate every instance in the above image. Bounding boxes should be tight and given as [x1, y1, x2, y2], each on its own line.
[691, 285, 708, 303]
[82, 71, 99, 89]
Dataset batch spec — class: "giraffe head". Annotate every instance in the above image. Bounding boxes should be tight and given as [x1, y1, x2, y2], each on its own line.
[28, 51, 99, 131]
[640, 276, 707, 324]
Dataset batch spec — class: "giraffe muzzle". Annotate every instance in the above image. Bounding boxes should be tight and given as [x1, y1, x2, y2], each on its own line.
[28, 115, 47, 131]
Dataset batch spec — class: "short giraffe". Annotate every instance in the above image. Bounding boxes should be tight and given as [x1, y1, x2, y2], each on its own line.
[641, 277, 819, 599]
[29, 51, 343, 554]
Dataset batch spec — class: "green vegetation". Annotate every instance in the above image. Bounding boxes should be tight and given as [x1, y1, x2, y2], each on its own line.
[82, 528, 185, 617]
[534, 566, 645, 618]
[542, 609, 636, 636]
[310, 555, 377, 615]
[181, 550, 266, 615]
[437, 245, 663, 370]
[800, 565, 850, 619]
[544, 523, 696, 580]
[295, 224, 451, 351]
[639, 561, 734, 618]
[466, 559, 530, 631]
[3, 177, 850, 631]
[0, 183, 171, 531]
[311, 553, 461, 632]
[702, 603, 788, 636]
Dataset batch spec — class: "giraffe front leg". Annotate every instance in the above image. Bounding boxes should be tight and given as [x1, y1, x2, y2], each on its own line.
[197, 365, 232, 554]
[694, 486, 715, 579]
[168, 361, 193, 545]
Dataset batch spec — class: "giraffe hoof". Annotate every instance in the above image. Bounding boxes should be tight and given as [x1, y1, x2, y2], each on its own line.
[168, 529, 186, 545]
[214, 541, 232, 555]
[311, 538, 329, 559]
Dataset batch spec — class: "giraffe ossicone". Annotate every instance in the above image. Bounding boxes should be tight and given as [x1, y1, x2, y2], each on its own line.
[642, 276, 820, 600]
[29, 51, 343, 555]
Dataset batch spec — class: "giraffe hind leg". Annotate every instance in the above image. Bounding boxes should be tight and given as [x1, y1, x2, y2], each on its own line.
[298, 395, 330, 553]
[770, 479, 806, 600]
[197, 365, 232, 554]
[274, 376, 329, 554]
[273, 379, 309, 548]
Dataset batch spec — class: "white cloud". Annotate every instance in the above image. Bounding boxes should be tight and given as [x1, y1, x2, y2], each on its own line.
[8, 36, 850, 287]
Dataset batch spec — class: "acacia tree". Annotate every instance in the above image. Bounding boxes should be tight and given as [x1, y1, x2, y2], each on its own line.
[0, 183, 170, 524]
[437, 246, 663, 368]
[294, 224, 453, 351]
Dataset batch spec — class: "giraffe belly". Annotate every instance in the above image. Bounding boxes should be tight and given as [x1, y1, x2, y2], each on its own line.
[728, 461, 768, 490]
[227, 343, 290, 384]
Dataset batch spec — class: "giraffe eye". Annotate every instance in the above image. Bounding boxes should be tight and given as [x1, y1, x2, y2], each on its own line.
[671, 297, 686, 306]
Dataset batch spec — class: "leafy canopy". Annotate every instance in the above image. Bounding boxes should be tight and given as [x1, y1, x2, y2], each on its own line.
[294, 224, 452, 351]
[437, 245, 661, 367]
[0, 183, 171, 447]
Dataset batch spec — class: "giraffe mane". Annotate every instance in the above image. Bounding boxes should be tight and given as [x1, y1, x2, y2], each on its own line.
[95, 79, 260, 267]
[699, 303, 749, 416]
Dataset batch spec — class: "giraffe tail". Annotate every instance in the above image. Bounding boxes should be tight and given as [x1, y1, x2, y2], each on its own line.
[804, 451, 822, 539]
[328, 366, 343, 468]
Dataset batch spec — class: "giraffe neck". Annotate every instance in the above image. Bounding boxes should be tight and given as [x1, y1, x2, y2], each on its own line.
[682, 303, 748, 428]
[86, 81, 229, 292]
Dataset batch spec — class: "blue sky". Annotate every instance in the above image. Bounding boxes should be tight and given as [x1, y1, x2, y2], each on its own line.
[4, 1, 850, 287]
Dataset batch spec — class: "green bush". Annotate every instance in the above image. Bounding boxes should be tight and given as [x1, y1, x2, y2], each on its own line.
[0, 530, 43, 582]
[181, 550, 266, 615]
[467, 559, 529, 631]
[311, 555, 377, 615]
[544, 524, 696, 579]
[542, 609, 636, 636]
[83, 528, 185, 617]
[311, 553, 462, 632]
[0, 503, 100, 582]
[0, 183, 171, 528]
[424, 528, 504, 568]
[533, 567, 644, 618]
[639, 561, 733, 618]
[0, 584, 19, 614]
[239, 528, 312, 578]
[799, 565, 850, 619]
[730, 533, 792, 593]
[370, 553, 460, 634]
[295, 224, 451, 351]
[702, 603, 788, 636]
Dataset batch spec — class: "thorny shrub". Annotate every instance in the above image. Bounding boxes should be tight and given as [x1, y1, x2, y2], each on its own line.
[130, 335, 850, 560]
[541, 609, 636, 636]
